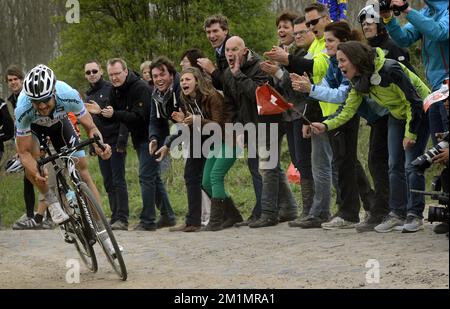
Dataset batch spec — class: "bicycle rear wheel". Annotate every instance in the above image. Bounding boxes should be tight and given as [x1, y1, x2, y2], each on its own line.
[78, 183, 127, 281]
[57, 188, 98, 272]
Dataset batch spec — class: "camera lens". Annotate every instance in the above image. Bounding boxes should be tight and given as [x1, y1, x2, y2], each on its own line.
[428, 206, 449, 223]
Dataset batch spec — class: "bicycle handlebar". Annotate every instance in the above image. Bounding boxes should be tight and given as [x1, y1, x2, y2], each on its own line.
[38, 134, 105, 167]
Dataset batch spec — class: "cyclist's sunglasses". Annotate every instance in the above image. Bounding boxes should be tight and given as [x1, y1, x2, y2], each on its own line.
[85, 69, 99, 75]
[32, 95, 53, 105]
[305, 16, 324, 28]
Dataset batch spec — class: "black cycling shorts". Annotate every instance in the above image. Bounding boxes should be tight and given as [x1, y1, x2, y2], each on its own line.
[30, 116, 80, 153]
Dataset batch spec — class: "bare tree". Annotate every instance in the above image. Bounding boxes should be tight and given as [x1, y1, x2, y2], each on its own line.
[0, 0, 63, 98]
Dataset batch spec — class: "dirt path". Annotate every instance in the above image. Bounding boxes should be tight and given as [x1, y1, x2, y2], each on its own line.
[0, 223, 448, 289]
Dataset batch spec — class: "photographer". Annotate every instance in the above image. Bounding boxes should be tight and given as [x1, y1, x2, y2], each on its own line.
[413, 83, 449, 234]
[381, 0, 449, 146]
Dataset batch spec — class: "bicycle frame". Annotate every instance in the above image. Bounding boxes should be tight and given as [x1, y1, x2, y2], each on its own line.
[38, 136, 103, 245]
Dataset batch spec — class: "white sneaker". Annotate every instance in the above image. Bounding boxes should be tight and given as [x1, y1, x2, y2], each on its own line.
[321, 216, 357, 230]
[375, 215, 404, 233]
[47, 202, 69, 224]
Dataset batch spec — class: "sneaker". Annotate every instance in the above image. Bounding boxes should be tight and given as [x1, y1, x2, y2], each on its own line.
[402, 216, 424, 233]
[293, 215, 324, 229]
[156, 217, 177, 229]
[12, 217, 44, 230]
[288, 216, 309, 227]
[169, 224, 201, 232]
[248, 216, 278, 228]
[321, 216, 358, 230]
[133, 223, 156, 231]
[234, 215, 259, 227]
[374, 215, 405, 233]
[42, 218, 56, 230]
[47, 202, 69, 225]
[111, 221, 128, 231]
[355, 221, 378, 233]
[279, 214, 298, 223]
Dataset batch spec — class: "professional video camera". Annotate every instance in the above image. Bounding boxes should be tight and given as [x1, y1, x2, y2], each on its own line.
[411, 132, 449, 230]
[412, 132, 449, 171]
[378, 0, 409, 16]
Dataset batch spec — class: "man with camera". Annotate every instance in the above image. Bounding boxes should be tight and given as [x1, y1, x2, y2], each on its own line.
[380, 0, 449, 146]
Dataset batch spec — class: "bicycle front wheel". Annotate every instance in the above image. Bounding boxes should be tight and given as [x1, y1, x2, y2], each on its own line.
[78, 183, 128, 281]
[57, 188, 97, 273]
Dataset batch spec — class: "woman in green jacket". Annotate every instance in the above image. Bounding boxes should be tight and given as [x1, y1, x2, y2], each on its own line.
[311, 41, 430, 234]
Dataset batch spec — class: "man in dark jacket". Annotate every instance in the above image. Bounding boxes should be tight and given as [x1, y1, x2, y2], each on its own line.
[261, 16, 320, 221]
[222, 36, 298, 228]
[199, 15, 263, 224]
[103, 58, 175, 231]
[197, 14, 231, 91]
[0, 98, 14, 161]
[0, 97, 14, 226]
[84, 60, 130, 230]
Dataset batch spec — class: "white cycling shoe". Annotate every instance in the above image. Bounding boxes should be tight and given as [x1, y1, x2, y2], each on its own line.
[48, 202, 70, 225]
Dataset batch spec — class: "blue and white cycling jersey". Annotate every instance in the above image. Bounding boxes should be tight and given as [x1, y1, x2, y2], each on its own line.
[15, 81, 86, 137]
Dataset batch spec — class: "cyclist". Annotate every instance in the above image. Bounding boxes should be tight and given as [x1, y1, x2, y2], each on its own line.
[15, 64, 111, 226]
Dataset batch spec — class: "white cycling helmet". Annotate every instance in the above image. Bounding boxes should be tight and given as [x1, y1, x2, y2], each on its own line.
[358, 4, 381, 24]
[5, 156, 24, 174]
[23, 64, 56, 100]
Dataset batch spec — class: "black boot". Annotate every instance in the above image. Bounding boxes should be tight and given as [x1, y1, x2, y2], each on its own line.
[202, 198, 225, 232]
[300, 178, 314, 218]
[222, 198, 243, 229]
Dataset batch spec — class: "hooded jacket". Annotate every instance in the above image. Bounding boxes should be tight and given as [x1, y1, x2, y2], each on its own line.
[110, 71, 151, 148]
[323, 48, 430, 140]
[86, 78, 128, 149]
[149, 73, 182, 148]
[222, 50, 269, 125]
[385, 0, 449, 90]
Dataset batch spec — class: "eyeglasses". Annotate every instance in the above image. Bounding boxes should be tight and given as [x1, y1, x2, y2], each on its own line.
[108, 71, 124, 78]
[305, 16, 324, 28]
[85, 69, 99, 75]
[294, 29, 310, 36]
[32, 96, 53, 105]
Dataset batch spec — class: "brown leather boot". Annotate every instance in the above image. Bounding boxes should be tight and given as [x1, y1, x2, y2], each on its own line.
[202, 198, 225, 232]
[222, 197, 243, 229]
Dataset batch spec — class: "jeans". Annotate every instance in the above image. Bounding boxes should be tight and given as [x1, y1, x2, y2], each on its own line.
[258, 125, 297, 218]
[136, 142, 174, 227]
[247, 156, 263, 219]
[329, 115, 361, 222]
[309, 131, 333, 219]
[428, 101, 449, 145]
[98, 144, 129, 224]
[387, 115, 429, 218]
[368, 116, 390, 221]
[284, 119, 313, 180]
